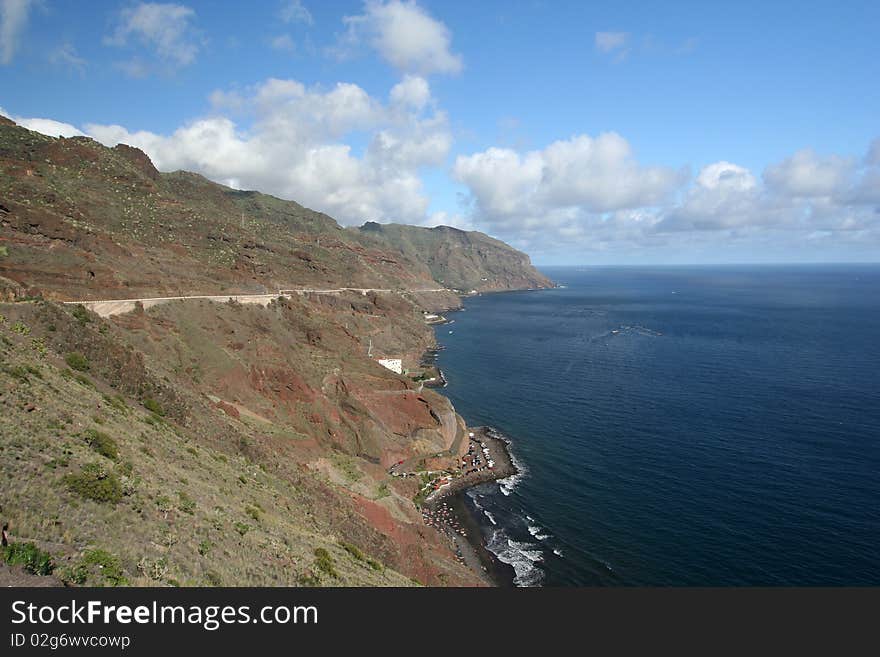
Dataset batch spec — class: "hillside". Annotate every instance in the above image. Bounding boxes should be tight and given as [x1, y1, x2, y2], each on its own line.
[0, 116, 551, 587]
[0, 117, 548, 302]
[359, 222, 553, 292]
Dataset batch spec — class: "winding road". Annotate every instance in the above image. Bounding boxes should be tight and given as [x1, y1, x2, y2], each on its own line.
[63, 287, 450, 317]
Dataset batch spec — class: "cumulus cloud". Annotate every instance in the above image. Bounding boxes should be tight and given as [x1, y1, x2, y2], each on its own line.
[451, 134, 880, 258]
[106, 2, 201, 72]
[79, 77, 451, 226]
[389, 74, 430, 110]
[336, 0, 462, 75]
[0, 0, 33, 65]
[764, 148, 855, 198]
[453, 133, 685, 229]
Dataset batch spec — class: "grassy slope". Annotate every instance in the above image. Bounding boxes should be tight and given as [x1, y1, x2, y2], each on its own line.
[0, 299, 480, 586]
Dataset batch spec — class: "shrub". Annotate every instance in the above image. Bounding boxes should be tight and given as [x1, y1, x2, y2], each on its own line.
[341, 542, 364, 562]
[63, 464, 123, 504]
[177, 491, 196, 515]
[314, 548, 338, 579]
[198, 540, 213, 557]
[245, 505, 261, 522]
[2, 542, 54, 576]
[83, 429, 118, 460]
[65, 352, 90, 372]
[143, 398, 164, 416]
[71, 305, 91, 325]
[64, 549, 128, 586]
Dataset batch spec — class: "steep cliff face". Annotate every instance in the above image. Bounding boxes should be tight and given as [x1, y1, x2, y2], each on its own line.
[0, 117, 547, 587]
[358, 222, 554, 292]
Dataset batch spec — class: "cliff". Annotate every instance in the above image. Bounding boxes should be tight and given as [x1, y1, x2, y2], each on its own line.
[0, 116, 549, 587]
[358, 222, 553, 292]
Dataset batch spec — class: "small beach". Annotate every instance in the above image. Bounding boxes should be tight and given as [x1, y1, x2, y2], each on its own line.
[419, 426, 520, 586]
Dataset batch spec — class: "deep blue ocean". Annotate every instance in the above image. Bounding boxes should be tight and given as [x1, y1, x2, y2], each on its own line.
[434, 265, 880, 586]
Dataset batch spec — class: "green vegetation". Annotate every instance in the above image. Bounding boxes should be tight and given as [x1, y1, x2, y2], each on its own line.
[62, 549, 128, 586]
[63, 464, 123, 504]
[70, 305, 92, 325]
[65, 352, 89, 372]
[2, 542, 54, 576]
[340, 542, 384, 572]
[143, 398, 164, 416]
[83, 429, 118, 460]
[245, 505, 261, 522]
[314, 548, 338, 579]
[177, 491, 196, 514]
[341, 542, 364, 561]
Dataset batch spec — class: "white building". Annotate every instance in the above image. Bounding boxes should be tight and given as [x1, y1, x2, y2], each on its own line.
[377, 358, 403, 374]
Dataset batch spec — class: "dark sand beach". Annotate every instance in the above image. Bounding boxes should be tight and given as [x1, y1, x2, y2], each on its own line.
[421, 427, 519, 586]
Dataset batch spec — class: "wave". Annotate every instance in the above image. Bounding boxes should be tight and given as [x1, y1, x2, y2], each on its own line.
[485, 427, 527, 496]
[484, 510, 497, 525]
[527, 524, 550, 541]
[486, 528, 545, 587]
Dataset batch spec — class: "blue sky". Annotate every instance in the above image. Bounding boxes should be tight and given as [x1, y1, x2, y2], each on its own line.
[1, 0, 879, 264]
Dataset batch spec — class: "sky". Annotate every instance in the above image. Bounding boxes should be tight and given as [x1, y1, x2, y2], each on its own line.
[1, 0, 878, 265]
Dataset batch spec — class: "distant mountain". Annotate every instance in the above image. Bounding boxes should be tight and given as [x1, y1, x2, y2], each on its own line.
[358, 222, 553, 293]
[0, 116, 551, 301]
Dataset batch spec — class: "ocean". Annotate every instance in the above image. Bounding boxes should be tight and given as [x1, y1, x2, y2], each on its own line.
[433, 265, 880, 586]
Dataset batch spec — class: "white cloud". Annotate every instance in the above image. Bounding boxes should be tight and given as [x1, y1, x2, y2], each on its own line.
[659, 161, 764, 232]
[764, 148, 855, 198]
[453, 133, 685, 229]
[337, 0, 462, 75]
[106, 2, 201, 70]
[389, 74, 430, 110]
[451, 134, 880, 258]
[8, 113, 85, 138]
[80, 76, 451, 226]
[595, 31, 629, 54]
[0, 0, 33, 65]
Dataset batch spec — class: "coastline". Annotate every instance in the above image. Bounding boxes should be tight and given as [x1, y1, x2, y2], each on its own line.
[416, 285, 551, 586]
[420, 427, 520, 587]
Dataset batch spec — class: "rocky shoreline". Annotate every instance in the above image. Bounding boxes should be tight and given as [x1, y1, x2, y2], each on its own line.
[421, 427, 520, 586]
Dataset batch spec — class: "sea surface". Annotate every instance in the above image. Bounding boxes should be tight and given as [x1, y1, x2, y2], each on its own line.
[433, 265, 880, 586]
